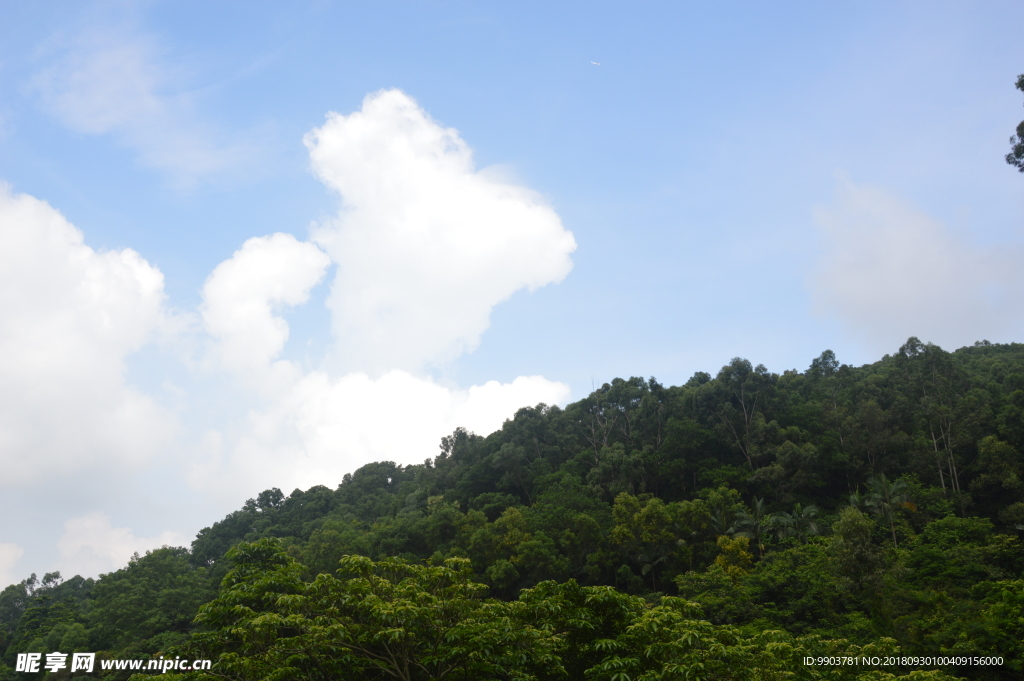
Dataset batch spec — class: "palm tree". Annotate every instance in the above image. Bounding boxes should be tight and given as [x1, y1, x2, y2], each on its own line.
[710, 506, 734, 537]
[772, 503, 822, 544]
[865, 473, 912, 548]
[637, 551, 671, 591]
[732, 497, 772, 559]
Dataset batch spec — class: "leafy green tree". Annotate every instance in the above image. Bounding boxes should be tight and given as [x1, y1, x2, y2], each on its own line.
[581, 597, 764, 681]
[0, 578, 34, 658]
[849, 399, 898, 475]
[87, 546, 215, 654]
[751, 439, 823, 504]
[1000, 501, 1024, 531]
[609, 493, 684, 590]
[970, 580, 1024, 676]
[969, 436, 1023, 519]
[579, 598, 957, 681]
[493, 443, 545, 504]
[743, 541, 845, 634]
[830, 507, 886, 611]
[1007, 74, 1024, 172]
[527, 474, 609, 582]
[903, 516, 1018, 592]
[712, 535, 753, 580]
[674, 561, 758, 625]
[585, 443, 649, 500]
[714, 359, 776, 470]
[699, 486, 745, 543]
[172, 539, 559, 681]
[894, 338, 976, 511]
[510, 579, 645, 679]
[1, 572, 92, 667]
[299, 516, 373, 577]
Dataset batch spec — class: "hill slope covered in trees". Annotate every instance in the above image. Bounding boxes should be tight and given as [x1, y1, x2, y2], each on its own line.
[2, 338, 1023, 680]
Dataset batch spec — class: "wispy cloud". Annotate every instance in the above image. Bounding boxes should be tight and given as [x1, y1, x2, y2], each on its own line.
[55, 513, 187, 578]
[811, 178, 1024, 351]
[0, 543, 24, 587]
[31, 21, 260, 187]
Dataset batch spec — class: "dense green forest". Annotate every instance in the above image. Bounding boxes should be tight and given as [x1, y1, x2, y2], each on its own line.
[2, 338, 1023, 680]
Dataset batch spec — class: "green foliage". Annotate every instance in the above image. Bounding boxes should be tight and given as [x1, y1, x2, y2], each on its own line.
[1, 572, 92, 667]
[608, 493, 696, 590]
[170, 539, 560, 681]
[6, 338, 1024, 679]
[87, 547, 216, 654]
[865, 473, 913, 547]
[511, 579, 646, 678]
[712, 535, 753, 580]
[733, 496, 773, 558]
[970, 580, 1024, 674]
[771, 502, 824, 543]
[0, 553, 212, 679]
[904, 517, 1021, 592]
[1007, 74, 1024, 172]
[675, 563, 757, 625]
[168, 542, 972, 681]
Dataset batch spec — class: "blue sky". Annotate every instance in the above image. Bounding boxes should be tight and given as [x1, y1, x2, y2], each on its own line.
[0, 0, 1022, 582]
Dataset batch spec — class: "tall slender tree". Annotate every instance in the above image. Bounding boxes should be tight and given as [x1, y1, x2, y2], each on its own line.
[1006, 74, 1024, 171]
[865, 473, 912, 548]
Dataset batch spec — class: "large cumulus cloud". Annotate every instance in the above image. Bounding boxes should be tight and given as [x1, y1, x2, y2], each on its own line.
[0, 90, 577, 580]
[201, 232, 331, 380]
[305, 89, 577, 372]
[191, 91, 576, 496]
[0, 185, 175, 486]
[190, 371, 569, 496]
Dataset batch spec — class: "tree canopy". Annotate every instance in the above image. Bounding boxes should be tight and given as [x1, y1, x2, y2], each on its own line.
[2, 338, 1023, 680]
[1006, 74, 1024, 171]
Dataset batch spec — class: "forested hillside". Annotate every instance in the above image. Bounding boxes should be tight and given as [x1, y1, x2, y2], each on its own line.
[2, 338, 1023, 680]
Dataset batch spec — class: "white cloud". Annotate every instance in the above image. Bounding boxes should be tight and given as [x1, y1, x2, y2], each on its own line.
[183, 91, 577, 497]
[201, 233, 330, 378]
[0, 543, 24, 588]
[31, 24, 255, 185]
[190, 370, 570, 496]
[306, 89, 577, 372]
[455, 375, 571, 434]
[0, 184, 175, 485]
[0, 90, 578, 579]
[55, 513, 188, 578]
[811, 179, 1024, 352]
